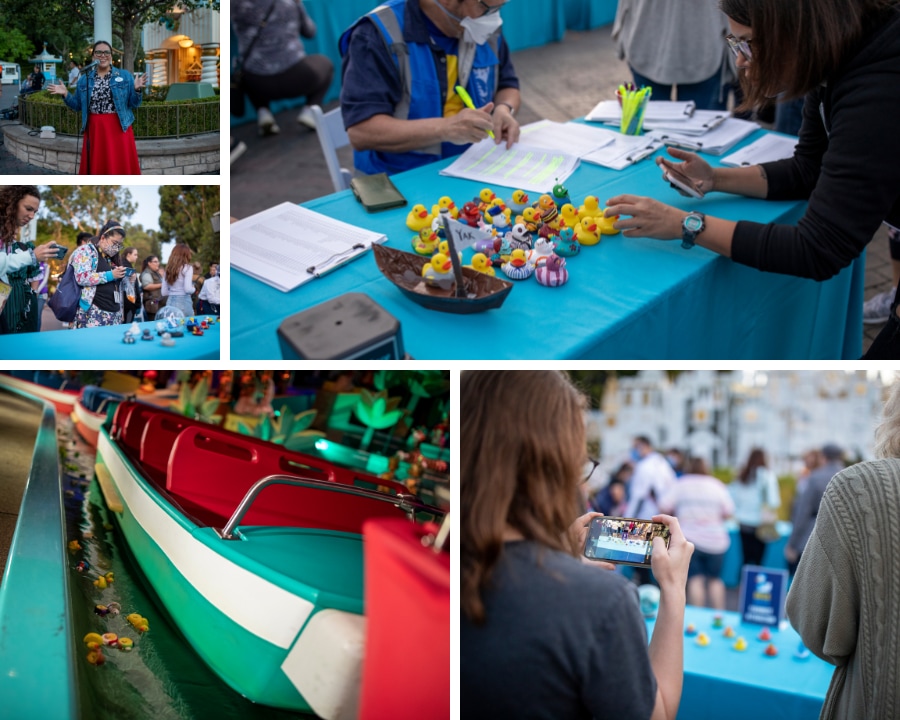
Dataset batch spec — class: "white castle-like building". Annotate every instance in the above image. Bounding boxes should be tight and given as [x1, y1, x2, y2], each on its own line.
[589, 370, 890, 479]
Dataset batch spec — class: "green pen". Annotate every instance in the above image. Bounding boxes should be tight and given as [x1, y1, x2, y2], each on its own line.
[455, 84, 495, 139]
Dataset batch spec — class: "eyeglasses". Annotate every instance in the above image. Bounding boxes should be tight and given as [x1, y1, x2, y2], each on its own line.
[94, 50, 112, 57]
[583, 457, 600, 483]
[477, 0, 508, 16]
[725, 34, 752, 61]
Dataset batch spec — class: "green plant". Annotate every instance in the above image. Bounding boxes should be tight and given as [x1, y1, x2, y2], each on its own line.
[354, 389, 406, 451]
[235, 407, 324, 452]
[169, 377, 220, 423]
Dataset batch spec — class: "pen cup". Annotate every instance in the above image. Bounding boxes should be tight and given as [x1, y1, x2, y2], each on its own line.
[620, 88, 651, 136]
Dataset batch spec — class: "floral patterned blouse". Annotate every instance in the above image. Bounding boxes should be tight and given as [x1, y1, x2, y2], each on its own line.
[88, 73, 115, 114]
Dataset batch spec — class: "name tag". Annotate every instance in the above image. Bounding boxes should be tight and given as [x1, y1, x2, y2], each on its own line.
[115, 77, 124, 82]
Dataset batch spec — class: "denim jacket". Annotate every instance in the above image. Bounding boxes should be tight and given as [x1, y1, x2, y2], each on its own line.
[64, 67, 142, 133]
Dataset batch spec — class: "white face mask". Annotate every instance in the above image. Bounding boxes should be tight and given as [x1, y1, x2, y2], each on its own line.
[432, 1, 503, 45]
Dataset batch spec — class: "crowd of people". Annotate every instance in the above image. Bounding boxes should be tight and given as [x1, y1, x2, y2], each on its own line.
[0, 186, 219, 336]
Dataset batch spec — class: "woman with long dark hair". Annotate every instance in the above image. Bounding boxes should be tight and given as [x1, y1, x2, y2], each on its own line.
[0, 186, 58, 334]
[48, 40, 145, 174]
[160, 244, 195, 317]
[461, 370, 693, 720]
[70, 219, 127, 329]
[604, 0, 900, 357]
[730, 447, 781, 567]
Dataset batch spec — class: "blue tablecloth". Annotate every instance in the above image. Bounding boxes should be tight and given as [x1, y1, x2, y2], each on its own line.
[564, 0, 618, 29]
[0, 320, 220, 360]
[722, 522, 791, 588]
[231, 129, 864, 359]
[647, 606, 832, 720]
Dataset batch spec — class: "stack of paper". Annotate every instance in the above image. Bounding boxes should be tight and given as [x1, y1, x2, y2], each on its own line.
[642, 110, 728, 136]
[648, 117, 761, 156]
[720, 133, 798, 167]
[581, 134, 664, 171]
[519, 120, 617, 158]
[231, 202, 387, 292]
[585, 99, 696, 124]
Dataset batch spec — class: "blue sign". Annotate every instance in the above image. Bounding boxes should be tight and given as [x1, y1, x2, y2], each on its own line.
[738, 565, 788, 627]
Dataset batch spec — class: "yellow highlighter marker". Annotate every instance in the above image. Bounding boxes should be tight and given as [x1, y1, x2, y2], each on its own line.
[455, 84, 495, 139]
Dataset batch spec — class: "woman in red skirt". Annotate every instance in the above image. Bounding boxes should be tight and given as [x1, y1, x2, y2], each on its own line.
[48, 40, 145, 174]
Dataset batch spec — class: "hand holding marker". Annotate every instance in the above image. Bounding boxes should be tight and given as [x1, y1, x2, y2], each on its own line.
[456, 85, 495, 139]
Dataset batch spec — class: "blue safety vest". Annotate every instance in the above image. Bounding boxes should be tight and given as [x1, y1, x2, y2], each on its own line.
[339, 0, 501, 175]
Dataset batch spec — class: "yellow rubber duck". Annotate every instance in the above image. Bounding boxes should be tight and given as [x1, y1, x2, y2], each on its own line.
[437, 240, 462, 263]
[559, 203, 580, 229]
[422, 252, 453, 285]
[516, 206, 543, 232]
[476, 187, 496, 211]
[508, 189, 530, 214]
[412, 228, 440, 256]
[578, 195, 601, 218]
[575, 217, 601, 246]
[465, 252, 496, 276]
[430, 196, 458, 219]
[597, 209, 621, 235]
[406, 204, 434, 232]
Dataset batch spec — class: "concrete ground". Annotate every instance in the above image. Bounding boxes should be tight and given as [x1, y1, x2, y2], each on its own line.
[0, 88, 65, 174]
[230, 24, 891, 356]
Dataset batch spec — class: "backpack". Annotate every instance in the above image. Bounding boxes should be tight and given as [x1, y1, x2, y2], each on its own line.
[47, 264, 81, 322]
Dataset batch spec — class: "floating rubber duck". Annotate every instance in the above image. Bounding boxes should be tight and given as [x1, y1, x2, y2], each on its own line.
[764, 643, 778, 657]
[758, 627, 772, 641]
[527, 237, 556, 267]
[75, 560, 90, 573]
[422, 252, 454, 288]
[575, 217, 601, 246]
[501, 249, 534, 280]
[733, 637, 748, 652]
[460, 201, 483, 228]
[406, 204, 434, 232]
[597, 209, 621, 235]
[559, 203, 580, 229]
[554, 226, 581, 257]
[117, 637, 134, 652]
[535, 254, 568, 287]
[465, 253, 496, 276]
[83, 633, 104, 649]
[712, 614, 724, 629]
[93, 576, 108, 590]
[412, 228, 440, 256]
[551, 180, 572, 208]
[516, 206, 543, 233]
[68, 540, 82, 552]
[578, 195, 601, 218]
[685, 624, 698, 636]
[101, 633, 119, 647]
[127, 613, 150, 633]
[695, 632, 711, 647]
[94, 604, 110, 617]
[508, 189, 530, 214]
[475, 187, 496, 212]
[508, 223, 533, 250]
[107, 601, 121, 616]
[723, 626, 736, 638]
[430, 195, 458, 219]
[86, 649, 105, 666]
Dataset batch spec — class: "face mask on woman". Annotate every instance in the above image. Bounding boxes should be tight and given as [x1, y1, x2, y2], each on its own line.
[431, 0, 504, 45]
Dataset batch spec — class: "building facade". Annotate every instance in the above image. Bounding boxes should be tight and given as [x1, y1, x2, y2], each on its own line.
[142, 6, 219, 87]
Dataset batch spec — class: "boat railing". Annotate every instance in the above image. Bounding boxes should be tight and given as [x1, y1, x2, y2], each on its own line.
[216, 474, 442, 540]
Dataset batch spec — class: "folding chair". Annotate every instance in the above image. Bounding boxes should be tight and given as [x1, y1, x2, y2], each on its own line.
[309, 104, 353, 193]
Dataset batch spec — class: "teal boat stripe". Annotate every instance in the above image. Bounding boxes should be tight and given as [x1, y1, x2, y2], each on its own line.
[98, 431, 314, 649]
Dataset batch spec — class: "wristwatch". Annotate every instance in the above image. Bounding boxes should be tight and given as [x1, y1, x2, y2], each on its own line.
[493, 102, 516, 117]
[681, 212, 706, 249]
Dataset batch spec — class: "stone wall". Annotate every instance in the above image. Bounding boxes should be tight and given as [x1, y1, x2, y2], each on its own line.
[1, 125, 219, 174]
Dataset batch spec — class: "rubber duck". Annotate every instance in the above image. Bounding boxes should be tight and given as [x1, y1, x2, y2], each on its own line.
[476, 187, 496, 212]
[758, 627, 772, 641]
[578, 195, 601, 218]
[406, 204, 434, 232]
[83, 633, 104, 649]
[430, 195, 458, 219]
[422, 252, 454, 288]
[490, 235, 513, 267]
[68, 540, 82, 552]
[508, 223, 533, 251]
[101, 633, 118, 647]
[597, 208, 621, 235]
[695, 633, 710, 647]
[764, 643, 778, 657]
[540, 203, 561, 231]
[723, 626, 735, 638]
[536, 194, 556, 215]
[437, 240, 462, 264]
[75, 560, 90, 573]
[412, 228, 440, 256]
[712, 615, 724, 629]
[117, 637, 134, 652]
[733, 637, 748, 652]
[551, 180, 572, 209]
[559, 203, 580, 229]
[93, 576, 108, 589]
[107, 602, 121, 616]
[485, 205, 511, 234]
[508, 189, 530, 214]
[527, 237, 556, 267]
[430, 214, 447, 239]
[575, 217, 601, 246]
[517, 206, 543, 233]
[794, 642, 811, 660]
[465, 253, 496, 276]
[501, 249, 534, 280]
[535, 254, 568, 287]
[460, 201, 483, 228]
[554, 226, 581, 257]
[86, 649, 105, 666]
[685, 624, 698, 636]
[94, 604, 110, 617]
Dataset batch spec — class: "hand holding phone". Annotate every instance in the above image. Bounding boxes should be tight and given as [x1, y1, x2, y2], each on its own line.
[583, 516, 671, 567]
[662, 167, 704, 199]
[51, 244, 68, 259]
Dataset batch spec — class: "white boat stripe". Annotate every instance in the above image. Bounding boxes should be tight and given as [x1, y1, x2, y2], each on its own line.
[0, 375, 77, 408]
[74, 401, 103, 431]
[98, 432, 314, 649]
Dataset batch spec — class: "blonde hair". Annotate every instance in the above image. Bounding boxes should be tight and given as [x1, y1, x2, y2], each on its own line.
[874, 381, 900, 459]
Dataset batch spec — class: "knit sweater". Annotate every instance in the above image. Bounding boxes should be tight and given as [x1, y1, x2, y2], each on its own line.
[785, 459, 900, 720]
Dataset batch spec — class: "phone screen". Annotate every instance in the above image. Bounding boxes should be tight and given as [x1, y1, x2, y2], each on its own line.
[583, 516, 670, 566]
[663, 166, 704, 199]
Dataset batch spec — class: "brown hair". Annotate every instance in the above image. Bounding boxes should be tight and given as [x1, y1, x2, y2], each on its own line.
[461, 371, 587, 624]
[165, 243, 193, 284]
[0, 185, 40, 246]
[686, 457, 710, 476]
[720, 0, 899, 109]
[738, 447, 768, 484]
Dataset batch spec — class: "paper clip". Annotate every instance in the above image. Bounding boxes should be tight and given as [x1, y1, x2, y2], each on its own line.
[660, 136, 702, 152]
[626, 145, 658, 164]
[306, 243, 367, 277]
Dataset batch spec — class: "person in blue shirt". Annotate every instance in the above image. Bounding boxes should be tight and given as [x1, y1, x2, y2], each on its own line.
[339, 0, 522, 176]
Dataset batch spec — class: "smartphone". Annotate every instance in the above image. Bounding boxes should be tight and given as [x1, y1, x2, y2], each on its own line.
[51, 245, 68, 259]
[662, 167, 704, 199]
[583, 516, 671, 567]
[350, 173, 407, 212]
[123, 267, 135, 276]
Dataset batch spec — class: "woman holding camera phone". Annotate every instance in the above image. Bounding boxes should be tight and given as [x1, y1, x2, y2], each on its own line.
[462, 370, 694, 720]
[70, 219, 128, 329]
[603, 0, 900, 358]
[0, 186, 61, 334]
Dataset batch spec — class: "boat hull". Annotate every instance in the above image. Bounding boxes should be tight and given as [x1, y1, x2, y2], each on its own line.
[73, 402, 101, 447]
[96, 430, 365, 716]
[0, 374, 78, 415]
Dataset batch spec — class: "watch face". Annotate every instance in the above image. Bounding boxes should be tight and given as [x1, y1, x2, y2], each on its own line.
[684, 214, 703, 232]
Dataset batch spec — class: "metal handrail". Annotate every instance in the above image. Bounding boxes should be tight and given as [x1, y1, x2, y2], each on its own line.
[217, 473, 443, 540]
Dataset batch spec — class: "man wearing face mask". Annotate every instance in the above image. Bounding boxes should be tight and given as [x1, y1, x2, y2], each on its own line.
[69, 219, 128, 329]
[339, 0, 521, 176]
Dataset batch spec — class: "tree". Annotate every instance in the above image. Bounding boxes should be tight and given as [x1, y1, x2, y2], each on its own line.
[0, 28, 36, 65]
[40, 186, 136, 234]
[121, 223, 161, 264]
[158, 186, 220, 267]
[0, 1, 90, 66]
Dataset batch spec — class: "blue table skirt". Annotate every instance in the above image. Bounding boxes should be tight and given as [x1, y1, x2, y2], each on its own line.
[564, 0, 618, 30]
[722, 522, 791, 588]
[0, 320, 220, 360]
[231, 129, 864, 359]
[646, 606, 832, 720]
